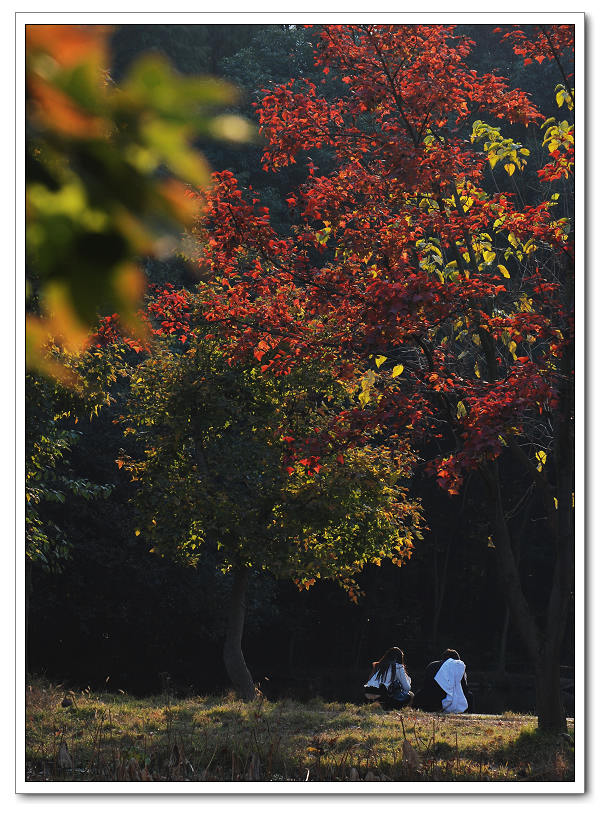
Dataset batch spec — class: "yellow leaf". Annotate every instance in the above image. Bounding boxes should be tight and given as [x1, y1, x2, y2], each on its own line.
[505, 163, 516, 176]
[456, 401, 467, 419]
[474, 361, 481, 378]
[519, 295, 533, 313]
[135, 529, 140, 537]
[536, 450, 547, 471]
[497, 264, 511, 278]
[472, 333, 481, 346]
[375, 355, 387, 368]
[392, 364, 404, 378]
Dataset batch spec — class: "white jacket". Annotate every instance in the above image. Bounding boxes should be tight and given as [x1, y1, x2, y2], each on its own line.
[364, 662, 411, 694]
[434, 658, 468, 713]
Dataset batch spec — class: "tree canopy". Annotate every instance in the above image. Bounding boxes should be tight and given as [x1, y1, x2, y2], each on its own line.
[178, 24, 574, 729]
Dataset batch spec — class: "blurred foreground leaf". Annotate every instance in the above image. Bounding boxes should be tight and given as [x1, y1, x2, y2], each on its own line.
[25, 24, 253, 383]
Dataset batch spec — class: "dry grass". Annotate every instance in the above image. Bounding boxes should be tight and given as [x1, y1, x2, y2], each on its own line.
[25, 678, 575, 783]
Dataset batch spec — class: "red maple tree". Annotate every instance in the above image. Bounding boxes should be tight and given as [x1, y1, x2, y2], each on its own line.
[190, 24, 575, 731]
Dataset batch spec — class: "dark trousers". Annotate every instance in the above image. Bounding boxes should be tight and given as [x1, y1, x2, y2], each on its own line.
[412, 679, 445, 712]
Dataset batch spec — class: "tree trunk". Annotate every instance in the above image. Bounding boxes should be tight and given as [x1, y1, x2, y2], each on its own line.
[223, 565, 256, 701]
[496, 605, 510, 675]
[354, 616, 367, 670]
[535, 645, 566, 732]
[496, 491, 530, 675]
[484, 461, 569, 733]
[430, 478, 471, 651]
[25, 560, 32, 679]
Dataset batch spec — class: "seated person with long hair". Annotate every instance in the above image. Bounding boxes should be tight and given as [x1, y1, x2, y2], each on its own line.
[412, 648, 473, 713]
[363, 646, 414, 709]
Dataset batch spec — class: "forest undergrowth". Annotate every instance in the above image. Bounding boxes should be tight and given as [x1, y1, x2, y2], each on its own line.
[25, 677, 574, 783]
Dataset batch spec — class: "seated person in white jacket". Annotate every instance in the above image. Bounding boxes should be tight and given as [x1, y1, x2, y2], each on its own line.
[413, 648, 472, 713]
[434, 657, 469, 713]
[364, 646, 414, 708]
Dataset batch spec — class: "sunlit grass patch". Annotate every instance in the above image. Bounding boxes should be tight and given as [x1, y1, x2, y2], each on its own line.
[25, 677, 574, 783]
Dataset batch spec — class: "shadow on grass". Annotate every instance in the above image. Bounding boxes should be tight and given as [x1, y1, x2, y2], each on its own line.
[483, 725, 575, 782]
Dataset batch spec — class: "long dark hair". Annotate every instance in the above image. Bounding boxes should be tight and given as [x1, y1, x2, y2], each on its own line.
[368, 646, 406, 684]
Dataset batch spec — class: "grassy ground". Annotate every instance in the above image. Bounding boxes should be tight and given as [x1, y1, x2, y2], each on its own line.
[25, 678, 574, 783]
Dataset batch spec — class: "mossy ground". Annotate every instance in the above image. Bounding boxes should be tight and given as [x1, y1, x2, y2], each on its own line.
[25, 678, 574, 783]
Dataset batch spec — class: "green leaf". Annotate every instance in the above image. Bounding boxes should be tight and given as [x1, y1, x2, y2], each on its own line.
[315, 226, 331, 245]
[209, 114, 255, 143]
[141, 119, 211, 188]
